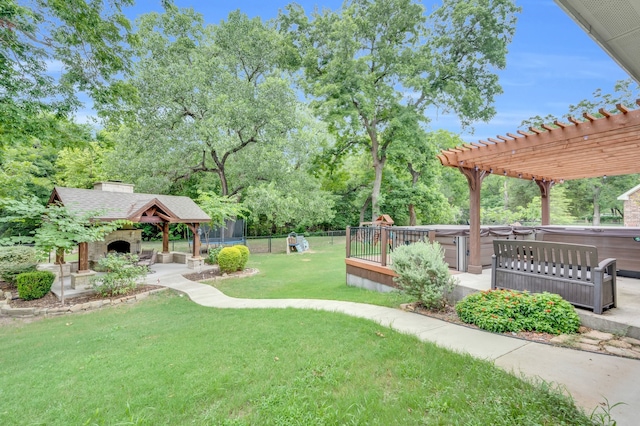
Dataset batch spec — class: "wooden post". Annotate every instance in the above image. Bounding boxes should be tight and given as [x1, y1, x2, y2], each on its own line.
[535, 180, 554, 226]
[162, 222, 170, 253]
[346, 227, 351, 258]
[380, 227, 388, 266]
[190, 223, 201, 259]
[78, 242, 89, 273]
[460, 167, 486, 274]
[428, 230, 436, 244]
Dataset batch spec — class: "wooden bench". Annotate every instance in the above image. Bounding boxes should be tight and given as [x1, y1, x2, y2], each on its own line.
[491, 239, 617, 314]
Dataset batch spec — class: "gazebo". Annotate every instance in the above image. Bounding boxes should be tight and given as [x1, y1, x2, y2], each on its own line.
[438, 102, 640, 273]
[49, 182, 210, 280]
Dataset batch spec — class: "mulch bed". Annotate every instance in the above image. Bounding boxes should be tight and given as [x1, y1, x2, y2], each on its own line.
[406, 302, 556, 344]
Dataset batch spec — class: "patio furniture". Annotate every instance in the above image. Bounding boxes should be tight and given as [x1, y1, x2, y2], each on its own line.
[491, 239, 617, 314]
[137, 249, 156, 267]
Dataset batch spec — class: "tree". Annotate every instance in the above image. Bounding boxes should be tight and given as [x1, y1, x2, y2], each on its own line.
[0, 197, 125, 303]
[0, 0, 135, 146]
[280, 0, 519, 220]
[106, 6, 301, 196]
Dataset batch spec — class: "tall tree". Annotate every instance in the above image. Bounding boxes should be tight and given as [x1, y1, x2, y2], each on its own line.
[280, 0, 519, 220]
[0, 0, 135, 146]
[107, 6, 301, 196]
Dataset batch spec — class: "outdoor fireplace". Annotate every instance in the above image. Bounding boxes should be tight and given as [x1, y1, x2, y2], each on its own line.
[88, 229, 142, 267]
[107, 240, 131, 254]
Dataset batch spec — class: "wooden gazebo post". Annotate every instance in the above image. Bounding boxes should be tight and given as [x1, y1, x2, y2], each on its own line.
[162, 222, 170, 253]
[535, 179, 554, 226]
[460, 167, 486, 274]
[78, 242, 89, 273]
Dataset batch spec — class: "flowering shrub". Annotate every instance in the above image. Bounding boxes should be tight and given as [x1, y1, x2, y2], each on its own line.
[455, 290, 580, 335]
[390, 241, 457, 310]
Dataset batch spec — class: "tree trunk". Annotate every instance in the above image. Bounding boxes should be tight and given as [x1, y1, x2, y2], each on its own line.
[371, 157, 385, 221]
[593, 198, 601, 226]
[359, 197, 371, 225]
[408, 204, 417, 226]
[408, 163, 420, 226]
[592, 187, 601, 226]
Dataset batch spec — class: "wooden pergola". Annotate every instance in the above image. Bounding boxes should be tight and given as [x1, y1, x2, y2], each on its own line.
[438, 101, 640, 274]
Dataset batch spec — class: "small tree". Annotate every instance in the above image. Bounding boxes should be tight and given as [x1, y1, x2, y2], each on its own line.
[0, 197, 126, 303]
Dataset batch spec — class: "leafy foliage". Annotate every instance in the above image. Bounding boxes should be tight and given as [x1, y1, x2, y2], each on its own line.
[0, 0, 135, 146]
[0, 245, 38, 284]
[281, 0, 519, 219]
[390, 241, 457, 310]
[217, 246, 241, 274]
[455, 290, 581, 334]
[91, 253, 147, 297]
[16, 271, 55, 300]
[206, 246, 223, 265]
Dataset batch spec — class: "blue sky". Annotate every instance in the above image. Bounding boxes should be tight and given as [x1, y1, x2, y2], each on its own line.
[80, 0, 633, 142]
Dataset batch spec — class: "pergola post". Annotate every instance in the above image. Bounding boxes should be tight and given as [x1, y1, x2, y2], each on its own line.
[162, 222, 170, 253]
[460, 167, 486, 274]
[535, 180, 554, 226]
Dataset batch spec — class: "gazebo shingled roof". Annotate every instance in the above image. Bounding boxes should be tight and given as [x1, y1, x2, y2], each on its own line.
[437, 101, 640, 274]
[49, 187, 210, 223]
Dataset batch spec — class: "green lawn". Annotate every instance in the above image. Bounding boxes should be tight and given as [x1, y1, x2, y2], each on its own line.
[205, 237, 406, 307]
[0, 293, 592, 425]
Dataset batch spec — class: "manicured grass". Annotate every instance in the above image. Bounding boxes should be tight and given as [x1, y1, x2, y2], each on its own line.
[0, 293, 591, 425]
[206, 237, 405, 307]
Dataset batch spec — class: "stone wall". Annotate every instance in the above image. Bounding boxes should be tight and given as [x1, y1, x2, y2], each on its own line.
[88, 229, 142, 263]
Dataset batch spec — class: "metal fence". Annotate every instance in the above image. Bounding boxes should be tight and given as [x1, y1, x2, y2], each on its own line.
[347, 226, 433, 266]
[246, 230, 346, 254]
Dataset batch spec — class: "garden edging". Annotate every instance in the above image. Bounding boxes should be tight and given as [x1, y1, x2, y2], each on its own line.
[0, 287, 168, 318]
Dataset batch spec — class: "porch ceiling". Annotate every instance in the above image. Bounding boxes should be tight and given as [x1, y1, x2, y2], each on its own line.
[437, 102, 640, 182]
[555, 0, 640, 84]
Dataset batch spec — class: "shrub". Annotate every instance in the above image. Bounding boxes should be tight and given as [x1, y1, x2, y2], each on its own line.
[390, 241, 457, 310]
[16, 271, 55, 300]
[455, 290, 581, 335]
[207, 246, 223, 265]
[91, 253, 147, 297]
[234, 245, 250, 270]
[0, 246, 38, 285]
[218, 247, 241, 274]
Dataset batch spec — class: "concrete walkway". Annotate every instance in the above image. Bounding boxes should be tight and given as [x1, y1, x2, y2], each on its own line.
[146, 264, 640, 424]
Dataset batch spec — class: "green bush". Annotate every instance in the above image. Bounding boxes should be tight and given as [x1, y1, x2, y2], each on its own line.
[234, 245, 250, 270]
[389, 241, 457, 310]
[0, 246, 38, 285]
[16, 271, 55, 300]
[218, 247, 241, 274]
[455, 290, 581, 335]
[91, 253, 147, 297]
[207, 246, 223, 265]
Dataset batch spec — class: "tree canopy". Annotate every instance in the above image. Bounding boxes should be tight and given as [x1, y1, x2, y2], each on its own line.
[279, 0, 519, 220]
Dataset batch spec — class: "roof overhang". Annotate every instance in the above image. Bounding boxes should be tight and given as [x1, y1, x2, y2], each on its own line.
[438, 103, 640, 182]
[555, 0, 640, 84]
